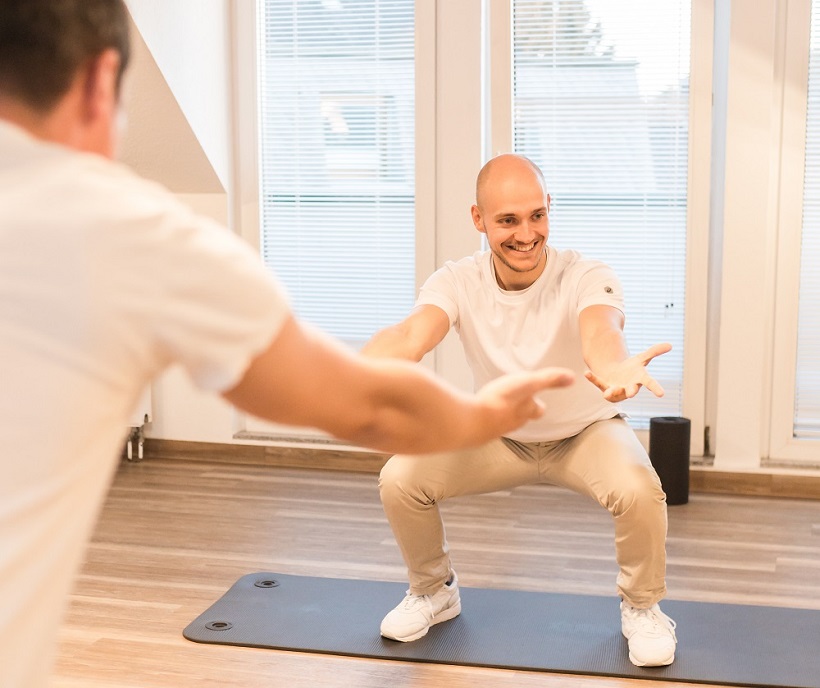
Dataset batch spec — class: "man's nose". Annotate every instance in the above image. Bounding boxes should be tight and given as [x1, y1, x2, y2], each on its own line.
[515, 221, 537, 241]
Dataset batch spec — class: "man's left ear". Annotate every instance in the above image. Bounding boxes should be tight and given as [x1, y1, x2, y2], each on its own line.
[82, 49, 121, 123]
[471, 204, 486, 234]
[546, 193, 552, 213]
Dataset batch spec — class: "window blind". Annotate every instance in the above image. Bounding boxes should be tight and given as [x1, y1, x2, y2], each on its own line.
[257, 0, 415, 349]
[512, 0, 691, 424]
[794, 1, 820, 438]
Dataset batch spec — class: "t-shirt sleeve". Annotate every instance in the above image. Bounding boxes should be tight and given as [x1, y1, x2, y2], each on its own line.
[149, 205, 291, 393]
[574, 261, 625, 315]
[415, 263, 460, 326]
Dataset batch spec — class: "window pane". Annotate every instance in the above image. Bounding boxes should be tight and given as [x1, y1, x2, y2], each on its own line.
[257, 0, 415, 348]
[512, 0, 690, 425]
[794, 1, 820, 438]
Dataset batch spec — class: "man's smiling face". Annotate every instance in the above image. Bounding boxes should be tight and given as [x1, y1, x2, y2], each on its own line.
[471, 155, 550, 291]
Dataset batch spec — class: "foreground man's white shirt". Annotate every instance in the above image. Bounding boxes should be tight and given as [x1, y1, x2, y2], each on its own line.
[0, 120, 290, 688]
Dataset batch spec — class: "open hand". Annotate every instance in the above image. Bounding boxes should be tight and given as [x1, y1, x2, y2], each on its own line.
[584, 343, 672, 403]
[476, 367, 575, 436]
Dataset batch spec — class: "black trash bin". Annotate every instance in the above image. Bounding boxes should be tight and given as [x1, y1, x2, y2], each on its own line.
[648, 417, 691, 505]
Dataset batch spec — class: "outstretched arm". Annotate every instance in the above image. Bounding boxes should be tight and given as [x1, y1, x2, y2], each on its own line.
[361, 304, 451, 361]
[579, 305, 671, 403]
[223, 314, 575, 454]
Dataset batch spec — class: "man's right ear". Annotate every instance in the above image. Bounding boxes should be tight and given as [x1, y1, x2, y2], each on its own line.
[471, 205, 486, 234]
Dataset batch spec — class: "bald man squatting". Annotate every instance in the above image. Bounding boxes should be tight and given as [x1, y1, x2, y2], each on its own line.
[363, 154, 677, 668]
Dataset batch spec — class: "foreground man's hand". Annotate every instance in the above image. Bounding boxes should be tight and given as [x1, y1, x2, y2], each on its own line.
[475, 367, 576, 437]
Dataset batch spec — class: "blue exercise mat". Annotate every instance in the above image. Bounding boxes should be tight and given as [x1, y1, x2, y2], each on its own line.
[183, 572, 820, 688]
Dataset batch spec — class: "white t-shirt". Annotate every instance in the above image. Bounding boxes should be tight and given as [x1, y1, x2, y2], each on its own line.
[0, 121, 290, 688]
[417, 247, 624, 442]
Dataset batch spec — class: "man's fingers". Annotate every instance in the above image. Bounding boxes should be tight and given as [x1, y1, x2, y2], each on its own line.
[529, 397, 547, 419]
[603, 386, 626, 402]
[481, 367, 574, 407]
[641, 342, 672, 364]
[642, 375, 666, 398]
[531, 367, 575, 390]
[584, 369, 607, 392]
[586, 344, 669, 401]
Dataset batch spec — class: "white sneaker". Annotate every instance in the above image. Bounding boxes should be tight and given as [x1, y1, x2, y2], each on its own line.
[620, 602, 677, 667]
[380, 572, 461, 642]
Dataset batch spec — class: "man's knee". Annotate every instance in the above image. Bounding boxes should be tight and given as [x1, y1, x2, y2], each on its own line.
[379, 455, 433, 506]
[606, 465, 666, 517]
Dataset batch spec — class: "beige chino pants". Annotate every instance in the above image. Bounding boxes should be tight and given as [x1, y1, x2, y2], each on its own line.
[379, 416, 668, 609]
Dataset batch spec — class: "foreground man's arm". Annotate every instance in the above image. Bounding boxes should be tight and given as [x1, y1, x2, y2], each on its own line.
[223, 314, 574, 454]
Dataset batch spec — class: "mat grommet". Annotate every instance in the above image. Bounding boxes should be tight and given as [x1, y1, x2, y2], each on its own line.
[204, 620, 233, 631]
[254, 579, 279, 589]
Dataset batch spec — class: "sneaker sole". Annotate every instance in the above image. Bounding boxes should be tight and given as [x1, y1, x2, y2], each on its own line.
[380, 599, 462, 643]
[627, 651, 675, 667]
[622, 627, 676, 667]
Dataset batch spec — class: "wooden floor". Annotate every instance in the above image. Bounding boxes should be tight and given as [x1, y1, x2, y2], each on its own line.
[52, 457, 820, 688]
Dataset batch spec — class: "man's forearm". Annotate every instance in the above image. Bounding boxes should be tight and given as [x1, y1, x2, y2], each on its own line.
[347, 359, 572, 454]
[583, 327, 629, 376]
[360, 325, 426, 361]
[344, 360, 481, 452]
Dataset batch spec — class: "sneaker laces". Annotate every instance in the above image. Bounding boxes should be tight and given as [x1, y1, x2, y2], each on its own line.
[626, 605, 677, 641]
[399, 591, 432, 612]
[399, 588, 453, 618]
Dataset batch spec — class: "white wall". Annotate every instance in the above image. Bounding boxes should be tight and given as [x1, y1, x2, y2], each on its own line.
[432, 0, 484, 393]
[120, 2, 240, 444]
[145, 193, 243, 445]
[119, 13, 223, 193]
[124, 0, 234, 191]
[712, 1, 781, 469]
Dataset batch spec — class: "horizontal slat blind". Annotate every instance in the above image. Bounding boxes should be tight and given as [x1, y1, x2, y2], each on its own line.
[794, 1, 820, 438]
[257, 0, 415, 348]
[512, 0, 690, 425]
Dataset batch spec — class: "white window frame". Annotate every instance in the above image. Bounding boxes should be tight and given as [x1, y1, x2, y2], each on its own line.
[486, 0, 712, 455]
[229, 0, 437, 445]
[713, 0, 790, 470]
[769, 0, 820, 465]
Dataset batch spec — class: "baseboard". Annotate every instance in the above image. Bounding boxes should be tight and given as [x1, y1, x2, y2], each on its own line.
[140, 439, 820, 500]
[689, 466, 820, 500]
[142, 438, 390, 474]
